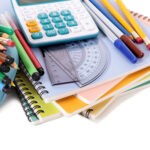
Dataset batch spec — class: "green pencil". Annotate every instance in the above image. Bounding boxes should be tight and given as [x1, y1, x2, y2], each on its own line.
[0, 13, 40, 81]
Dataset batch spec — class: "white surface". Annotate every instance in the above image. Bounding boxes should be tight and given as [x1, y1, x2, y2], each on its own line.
[1, 0, 150, 150]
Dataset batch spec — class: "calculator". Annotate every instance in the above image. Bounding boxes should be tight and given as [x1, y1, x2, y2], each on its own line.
[11, 0, 99, 47]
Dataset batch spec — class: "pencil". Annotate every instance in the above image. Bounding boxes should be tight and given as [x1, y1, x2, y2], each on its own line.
[100, 0, 143, 43]
[0, 32, 9, 39]
[83, 0, 144, 58]
[0, 37, 15, 47]
[89, 0, 134, 41]
[84, 1, 137, 63]
[0, 44, 7, 51]
[116, 0, 150, 50]
[5, 12, 44, 76]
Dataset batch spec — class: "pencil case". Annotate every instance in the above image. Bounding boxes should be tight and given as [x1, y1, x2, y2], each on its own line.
[0, 46, 19, 104]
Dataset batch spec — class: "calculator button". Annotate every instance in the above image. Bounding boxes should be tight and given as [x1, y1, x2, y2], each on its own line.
[40, 19, 50, 25]
[43, 24, 54, 30]
[52, 17, 63, 23]
[70, 26, 82, 33]
[49, 12, 60, 17]
[58, 28, 69, 35]
[81, 20, 95, 31]
[64, 15, 74, 21]
[55, 22, 66, 29]
[38, 13, 48, 19]
[61, 10, 71, 16]
[29, 26, 40, 33]
[26, 20, 37, 27]
[31, 32, 43, 39]
[46, 30, 57, 37]
[67, 21, 78, 27]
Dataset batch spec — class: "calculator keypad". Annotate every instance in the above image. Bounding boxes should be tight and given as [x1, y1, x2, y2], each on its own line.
[21, 1, 98, 42]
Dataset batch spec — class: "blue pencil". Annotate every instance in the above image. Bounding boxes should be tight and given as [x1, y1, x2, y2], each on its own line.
[89, 0, 133, 40]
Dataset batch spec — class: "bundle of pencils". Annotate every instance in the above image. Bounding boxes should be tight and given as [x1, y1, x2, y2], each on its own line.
[0, 25, 18, 93]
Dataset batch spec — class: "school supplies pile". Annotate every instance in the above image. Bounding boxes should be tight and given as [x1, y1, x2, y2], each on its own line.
[1, 0, 150, 125]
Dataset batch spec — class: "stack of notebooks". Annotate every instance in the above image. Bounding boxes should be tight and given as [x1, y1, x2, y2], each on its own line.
[13, 1, 150, 125]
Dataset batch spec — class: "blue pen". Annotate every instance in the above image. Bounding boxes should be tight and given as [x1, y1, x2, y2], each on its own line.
[89, 0, 133, 39]
[84, 3, 137, 63]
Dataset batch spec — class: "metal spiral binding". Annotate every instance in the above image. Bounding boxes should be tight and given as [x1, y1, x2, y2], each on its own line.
[14, 83, 37, 122]
[130, 11, 150, 22]
[19, 61, 49, 98]
[15, 72, 46, 120]
[80, 109, 94, 119]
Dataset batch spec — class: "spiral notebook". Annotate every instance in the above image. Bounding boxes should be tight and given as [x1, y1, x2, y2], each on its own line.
[14, 71, 62, 124]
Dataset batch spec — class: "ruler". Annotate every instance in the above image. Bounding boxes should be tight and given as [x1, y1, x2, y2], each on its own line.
[41, 35, 110, 87]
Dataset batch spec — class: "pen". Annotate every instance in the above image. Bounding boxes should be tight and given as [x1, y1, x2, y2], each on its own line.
[84, 2, 137, 63]
[101, 0, 143, 43]
[83, 0, 144, 58]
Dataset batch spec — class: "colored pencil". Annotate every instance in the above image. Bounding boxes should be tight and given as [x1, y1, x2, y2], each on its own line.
[5, 12, 44, 76]
[116, 0, 150, 50]
[84, 1, 137, 63]
[0, 52, 14, 65]
[0, 25, 14, 35]
[100, 0, 143, 43]
[0, 44, 7, 51]
[83, 0, 144, 58]
[0, 72, 11, 84]
[0, 32, 9, 39]
[0, 14, 40, 81]
[89, 0, 134, 40]
[0, 37, 15, 47]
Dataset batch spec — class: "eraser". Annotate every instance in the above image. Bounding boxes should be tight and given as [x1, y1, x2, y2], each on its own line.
[136, 37, 143, 44]
[7, 40, 15, 47]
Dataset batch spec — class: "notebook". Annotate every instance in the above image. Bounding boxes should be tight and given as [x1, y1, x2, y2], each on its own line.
[14, 70, 62, 124]
[77, 10, 150, 104]
[54, 66, 150, 116]
[81, 79, 150, 120]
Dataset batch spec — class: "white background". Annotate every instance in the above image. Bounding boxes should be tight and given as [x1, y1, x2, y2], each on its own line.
[0, 0, 150, 150]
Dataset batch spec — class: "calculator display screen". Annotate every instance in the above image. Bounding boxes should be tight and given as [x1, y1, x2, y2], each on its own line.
[18, 0, 60, 5]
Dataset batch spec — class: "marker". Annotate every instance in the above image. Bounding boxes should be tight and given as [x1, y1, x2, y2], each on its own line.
[116, 0, 150, 50]
[0, 14, 40, 81]
[0, 52, 14, 64]
[100, 0, 143, 43]
[89, 0, 133, 40]
[84, 2, 137, 63]
[83, 0, 143, 58]
[5, 12, 44, 76]
[0, 25, 14, 35]
[0, 72, 11, 84]
[0, 37, 15, 47]
[0, 62, 10, 73]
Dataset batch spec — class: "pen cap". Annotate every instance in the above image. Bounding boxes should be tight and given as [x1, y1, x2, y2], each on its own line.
[3, 85, 10, 93]
[120, 34, 144, 58]
[114, 39, 137, 64]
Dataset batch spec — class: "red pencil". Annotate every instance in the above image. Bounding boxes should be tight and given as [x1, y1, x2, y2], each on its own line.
[6, 13, 44, 76]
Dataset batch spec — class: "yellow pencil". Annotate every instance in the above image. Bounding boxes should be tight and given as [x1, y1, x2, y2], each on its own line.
[100, 0, 143, 43]
[116, 0, 150, 50]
